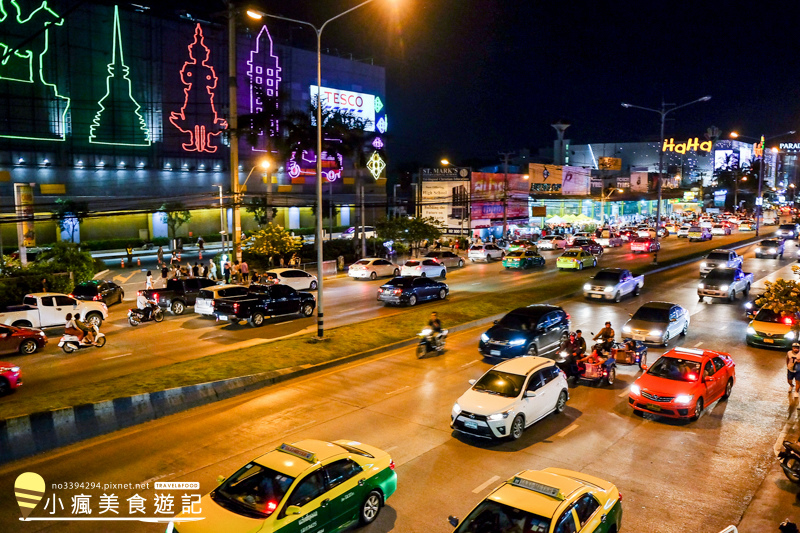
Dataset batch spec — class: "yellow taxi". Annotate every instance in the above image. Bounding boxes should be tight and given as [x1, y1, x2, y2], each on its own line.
[167, 440, 397, 533]
[448, 468, 622, 533]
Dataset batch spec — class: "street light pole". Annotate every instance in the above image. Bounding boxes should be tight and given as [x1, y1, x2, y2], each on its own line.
[247, 0, 377, 339]
[214, 184, 226, 259]
[499, 151, 514, 238]
[621, 95, 711, 265]
[228, 2, 242, 263]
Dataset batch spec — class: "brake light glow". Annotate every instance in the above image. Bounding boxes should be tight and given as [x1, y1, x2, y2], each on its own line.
[233, 303, 239, 312]
[785, 317, 794, 326]
[266, 501, 277, 512]
[393, 289, 401, 295]
[389, 460, 395, 470]
[93, 295, 102, 301]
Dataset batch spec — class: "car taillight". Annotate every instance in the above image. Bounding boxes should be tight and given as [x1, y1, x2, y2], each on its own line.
[393, 289, 401, 295]
[210, 301, 214, 308]
[784, 317, 794, 326]
[137, 291, 142, 296]
[618, 491, 623, 501]
[68, 293, 74, 298]
[233, 303, 239, 312]
[389, 460, 395, 470]
[93, 295, 101, 301]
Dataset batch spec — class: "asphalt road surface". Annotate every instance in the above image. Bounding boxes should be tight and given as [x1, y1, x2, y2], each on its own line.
[0, 236, 796, 532]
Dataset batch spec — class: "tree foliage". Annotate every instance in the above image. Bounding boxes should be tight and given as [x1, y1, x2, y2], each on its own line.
[755, 278, 800, 324]
[246, 197, 278, 227]
[36, 242, 96, 285]
[376, 216, 442, 256]
[247, 223, 301, 258]
[159, 202, 192, 239]
[52, 199, 89, 243]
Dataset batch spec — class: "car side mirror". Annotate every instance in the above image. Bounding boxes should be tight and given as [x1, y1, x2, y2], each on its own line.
[448, 516, 460, 527]
[285, 505, 302, 516]
[525, 390, 537, 398]
[216, 475, 226, 485]
[493, 319, 499, 325]
[468, 379, 476, 385]
[640, 364, 648, 371]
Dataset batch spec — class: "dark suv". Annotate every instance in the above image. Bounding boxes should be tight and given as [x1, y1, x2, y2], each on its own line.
[479, 305, 570, 359]
[778, 223, 799, 239]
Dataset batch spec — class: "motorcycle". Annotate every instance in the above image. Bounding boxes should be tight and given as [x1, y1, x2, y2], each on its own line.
[416, 328, 448, 358]
[58, 324, 106, 354]
[778, 439, 800, 483]
[612, 337, 648, 369]
[128, 303, 165, 326]
[557, 341, 616, 386]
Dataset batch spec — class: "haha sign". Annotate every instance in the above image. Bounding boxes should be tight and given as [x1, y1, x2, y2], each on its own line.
[662, 138, 713, 154]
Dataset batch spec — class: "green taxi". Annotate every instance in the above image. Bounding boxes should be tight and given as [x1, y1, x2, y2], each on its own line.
[507, 240, 538, 253]
[556, 248, 597, 271]
[449, 468, 622, 533]
[168, 440, 397, 533]
[503, 249, 546, 269]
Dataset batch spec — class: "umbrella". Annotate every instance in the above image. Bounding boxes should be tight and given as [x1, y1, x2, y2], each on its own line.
[545, 215, 564, 224]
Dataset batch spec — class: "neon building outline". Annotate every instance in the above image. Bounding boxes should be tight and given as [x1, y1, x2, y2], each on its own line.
[247, 24, 281, 152]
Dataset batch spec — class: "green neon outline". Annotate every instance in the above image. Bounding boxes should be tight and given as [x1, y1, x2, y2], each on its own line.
[89, 5, 150, 146]
[374, 96, 383, 114]
[0, 0, 70, 141]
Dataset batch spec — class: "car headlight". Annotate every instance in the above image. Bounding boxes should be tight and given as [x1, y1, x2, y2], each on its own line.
[746, 326, 756, 335]
[649, 329, 662, 336]
[604, 286, 613, 293]
[453, 403, 462, 415]
[787, 331, 797, 340]
[583, 283, 592, 291]
[674, 394, 694, 404]
[719, 285, 729, 292]
[623, 325, 631, 333]
[630, 384, 641, 395]
[487, 409, 513, 421]
[770, 248, 777, 253]
[509, 338, 526, 346]
[698, 283, 704, 289]
[420, 328, 432, 336]
[480, 333, 490, 342]
[701, 262, 707, 268]
[755, 248, 762, 252]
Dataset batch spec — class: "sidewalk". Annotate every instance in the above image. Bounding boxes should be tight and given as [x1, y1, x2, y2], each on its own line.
[90, 242, 224, 260]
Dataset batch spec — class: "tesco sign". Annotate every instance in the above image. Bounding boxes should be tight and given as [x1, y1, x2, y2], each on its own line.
[310, 85, 377, 132]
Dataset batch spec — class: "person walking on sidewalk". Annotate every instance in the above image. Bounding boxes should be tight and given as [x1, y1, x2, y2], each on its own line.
[192, 262, 200, 278]
[157, 246, 164, 266]
[170, 250, 177, 265]
[145, 270, 154, 290]
[208, 259, 217, 280]
[788, 343, 800, 396]
[126, 244, 133, 265]
[241, 260, 249, 283]
[161, 264, 168, 287]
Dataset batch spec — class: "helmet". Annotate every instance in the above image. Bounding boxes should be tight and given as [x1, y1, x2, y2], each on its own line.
[793, 343, 800, 349]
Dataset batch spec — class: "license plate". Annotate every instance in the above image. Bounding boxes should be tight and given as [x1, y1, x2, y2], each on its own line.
[490, 350, 501, 356]
[646, 403, 662, 412]
[591, 294, 602, 299]
[764, 338, 774, 344]
[218, 314, 228, 321]
[633, 334, 645, 341]
[464, 420, 478, 429]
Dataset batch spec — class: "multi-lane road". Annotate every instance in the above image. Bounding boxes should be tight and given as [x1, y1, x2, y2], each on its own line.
[0, 232, 798, 532]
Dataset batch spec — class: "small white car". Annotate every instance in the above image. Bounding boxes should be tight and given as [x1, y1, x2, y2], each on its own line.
[401, 258, 447, 278]
[468, 243, 504, 262]
[566, 232, 592, 245]
[262, 268, 318, 290]
[424, 251, 465, 268]
[348, 258, 400, 280]
[194, 284, 249, 316]
[451, 356, 568, 440]
[711, 224, 731, 235]
[677, 225, 691, 238]
[537, 235, 567, 250]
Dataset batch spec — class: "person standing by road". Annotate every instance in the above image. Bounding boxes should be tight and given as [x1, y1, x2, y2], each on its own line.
[157, 246, 164, 266]
[126, 244, 133, 265]
[192, 262, 200, 278]
[170, 250, 177, 265]
[145, 270, 153, 290]
[208, 259, 217, 280]
[197, 235, 205, 251]
[788, 343, 800, 396]
[223, 260, 231, 283]
[240, 260, 249, 284]
[161, 264, 168, 287]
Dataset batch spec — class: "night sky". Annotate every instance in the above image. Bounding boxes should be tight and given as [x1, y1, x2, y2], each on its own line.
[157, 1, 800, 169]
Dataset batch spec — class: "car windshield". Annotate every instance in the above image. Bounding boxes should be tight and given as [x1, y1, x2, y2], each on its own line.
[755, 308, 794, 324]
[454, 499, 551, 533]
[689, 227, 702, 232]
[594, 271, 621, 281]
[470, 245, 484, 251]
[761, 240, 780, 246]
[510, 241, 527, 246]
[781, 225, 796, 229]
[561, 251, 579, 257]
[384, 277, 413, 288]
[631, 306, 669, 322]
[706, 252, 730, 261]
[647, 356, 701, 382]
[405, 260, 420, 266]
[355, 259, 371, 265]
[472, 370, 526, 398]
[704, 270, 733, 281]
[426, 252, 442, 257]
[507, 251, 524, 257]
[211, 463, 295, 518]
[633, 237, 650, 243]
[497, 313, 533, 330]
[72, 283, 99, 296]
[542, 236, 556, 240]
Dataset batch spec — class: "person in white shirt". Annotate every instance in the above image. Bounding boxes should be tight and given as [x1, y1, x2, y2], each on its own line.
[788, 343, 800, 396]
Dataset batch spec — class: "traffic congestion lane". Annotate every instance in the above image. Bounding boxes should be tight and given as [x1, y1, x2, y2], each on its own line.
[4, 232, 765, 403]
[0, 247, 791, 532]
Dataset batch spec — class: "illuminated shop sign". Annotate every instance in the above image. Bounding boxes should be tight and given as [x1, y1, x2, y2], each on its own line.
[310, 85, 377, 131]
[780, 143, 800, 152]
[662, 138, 713, 154]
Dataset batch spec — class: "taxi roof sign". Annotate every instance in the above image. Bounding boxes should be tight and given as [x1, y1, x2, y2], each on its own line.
[277, 443, 316, 463]
[511, 477, 564, 500]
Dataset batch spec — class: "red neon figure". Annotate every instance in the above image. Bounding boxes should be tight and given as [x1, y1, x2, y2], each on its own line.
[169, 24, 227, 153]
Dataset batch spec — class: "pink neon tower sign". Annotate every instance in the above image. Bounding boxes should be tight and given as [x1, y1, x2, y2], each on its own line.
[247, 24, 281, 152]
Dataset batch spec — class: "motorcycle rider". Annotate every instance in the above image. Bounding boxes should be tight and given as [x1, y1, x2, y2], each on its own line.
[593, 321, 615, 353]
[788, 343, 800, 396]
[563, 331, 587, 376]
[73, 313, 95, 345]
[136, 291, 156, 321]
[428, 312, 443, 348]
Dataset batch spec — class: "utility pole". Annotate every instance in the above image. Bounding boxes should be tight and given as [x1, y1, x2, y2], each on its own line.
[228, 2, 242, 262]
[499, 151, 514, 238]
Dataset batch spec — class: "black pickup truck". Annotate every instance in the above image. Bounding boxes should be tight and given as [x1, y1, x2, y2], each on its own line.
[141, 278, 217, 315]
[214, 284, 316, 326]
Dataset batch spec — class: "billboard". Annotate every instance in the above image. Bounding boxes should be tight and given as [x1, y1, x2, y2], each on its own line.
[420, 168, 471, 233]
[714, 150, 739, 171]
[598, 157, 621, 170]
[528, 163, 563, 193]
[630, 171, 650, 192]
[471, 173, 529, 221]
[311, 85, 377, 131]
[561, 166, 591, 195]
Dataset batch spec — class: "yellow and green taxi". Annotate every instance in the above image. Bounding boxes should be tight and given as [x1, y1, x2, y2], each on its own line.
[556, 248, 597, 271]
[746, 308, 798, 349]
[449, 468, 622, 533]
[503, 249, 546, 269]
[168, 440, 397, 533]
[507, 240, 538, 253]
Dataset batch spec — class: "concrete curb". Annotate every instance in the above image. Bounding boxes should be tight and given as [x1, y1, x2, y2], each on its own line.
[0, 312, 503, 465]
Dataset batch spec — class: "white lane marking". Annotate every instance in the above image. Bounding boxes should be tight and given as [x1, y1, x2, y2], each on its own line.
[471, 282, 481, 285]
[384, 446, 398, 453]
[140, 472, 174, 487]
[557, 425, 578, 438]
[102, 352, 132, 360]
[385, 386, 410, 396]
[693, 342, 704, 347]
[472, 475, 501, 493]
[618, 388, 630, 398]
[460, 360, 479, 369]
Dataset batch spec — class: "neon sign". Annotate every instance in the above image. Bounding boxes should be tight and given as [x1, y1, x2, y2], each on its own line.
[372, 137, 384, 149]
[374, 96, 383, 113]
[662, 138, 712, 154]
[169, 24, 228, 153]
[376, 116, 387, 134]
[247, 24, 281, 152]
[287, 149, 344, 183]
[89, 6, 150, 146]
[310, 85, 376, 131]
[367, 151, 385, 180]
[0, 0, 70, 141]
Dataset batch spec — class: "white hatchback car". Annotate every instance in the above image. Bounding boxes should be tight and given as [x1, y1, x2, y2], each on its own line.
[262, 268, 318, 290]
[536, 235, 567, 250]
[468, 243, 504, 262]
[401, 258, 447, 278]
[348, 258, 400, 280]
[451, 356, 568, 440]
[195, 284, 249, 316]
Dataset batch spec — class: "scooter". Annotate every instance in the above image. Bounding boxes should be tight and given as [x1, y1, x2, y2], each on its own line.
[58, 324, 106, 354]
[128, 303, 164, 326]
[557, 343, 616, 386]
[416, 328, 448, 358]
[778, 440, 800, 483]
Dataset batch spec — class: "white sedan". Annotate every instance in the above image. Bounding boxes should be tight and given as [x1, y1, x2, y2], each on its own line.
[348, 258, 400, 280]
[262, 268, 318, 290]
[711, 224, 731, 235]
[401, 258, 447, 278]
[536, 235, 567, 250]
[451, 356, 569, 440]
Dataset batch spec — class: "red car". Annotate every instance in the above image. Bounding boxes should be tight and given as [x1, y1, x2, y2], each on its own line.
[630, 237, 660, 253]
[0, 361, 22, 395]
[629, 347, 735, 420]
[0, 324, 47, 355]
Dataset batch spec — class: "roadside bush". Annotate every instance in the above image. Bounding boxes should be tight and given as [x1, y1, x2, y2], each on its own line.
[78, 237, 170, 251]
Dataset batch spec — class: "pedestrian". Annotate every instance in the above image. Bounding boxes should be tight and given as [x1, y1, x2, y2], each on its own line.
[126, 244, 133, 265]
[224, 261, 231, 283]
[192, 262, 200, 278]
[279, 256, 285, 267]
[251, 270, 260, 284]
[241, 260, 249, 283]
[161, 264, 168, 287]
[788, 343, 800, 396]
[198, 263, 206, 278]
[157, 246, 164, 266]
[197, 235, 205, 251]
[145, 270, 153, 290]
[232, 260, 240, 283]
[208, 259, 217, 280]
[170, 250, 177, 265]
